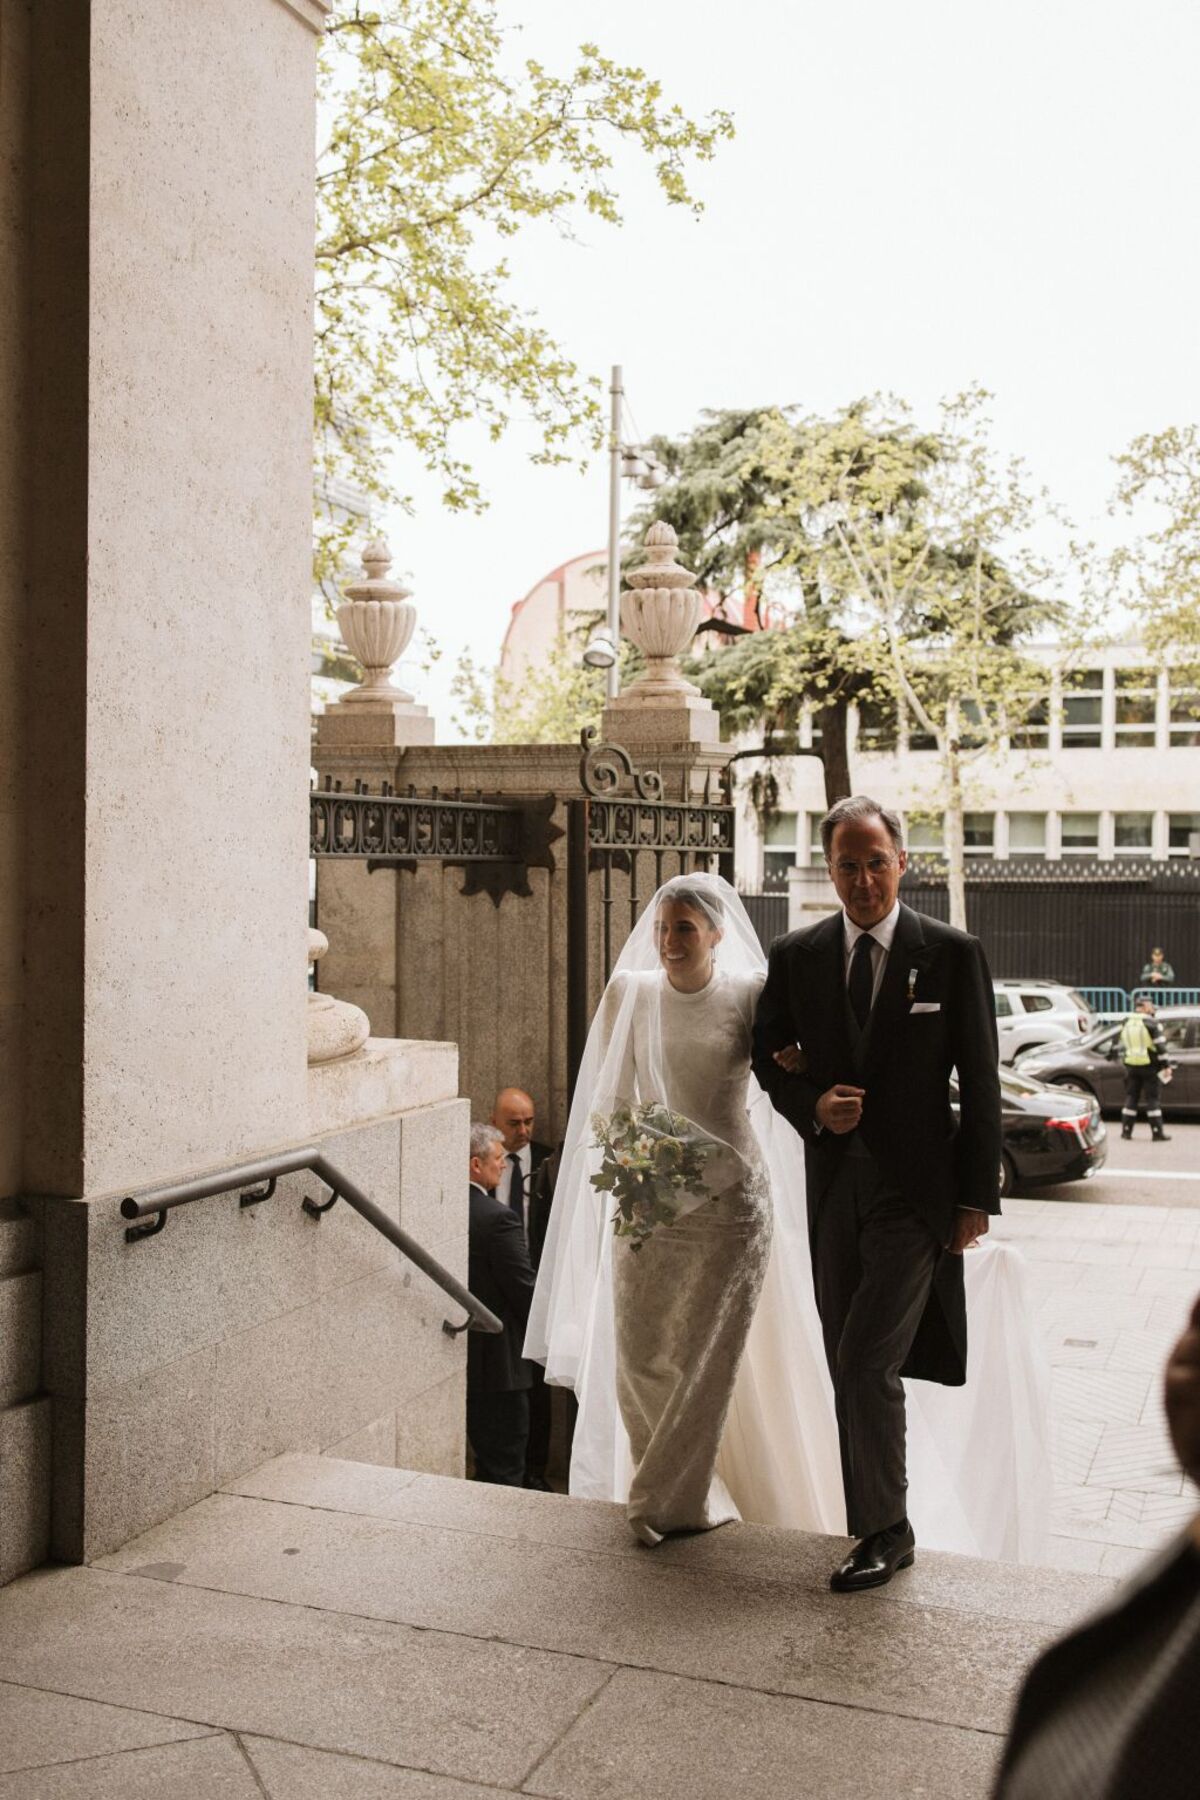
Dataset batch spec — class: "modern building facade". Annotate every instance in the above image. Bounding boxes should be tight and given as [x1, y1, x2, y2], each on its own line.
[740, 642, 1200, 892]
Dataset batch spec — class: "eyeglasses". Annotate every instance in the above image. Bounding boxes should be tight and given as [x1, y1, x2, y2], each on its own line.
[831, 856, 898, 877]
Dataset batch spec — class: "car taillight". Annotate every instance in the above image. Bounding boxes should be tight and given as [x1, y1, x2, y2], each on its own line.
[1047, 1116, 1087, 1138]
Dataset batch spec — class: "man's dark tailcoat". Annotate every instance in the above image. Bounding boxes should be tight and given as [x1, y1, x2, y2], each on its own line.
[751, 902, 1002, 1385]
[467, 1184, 537, 1396]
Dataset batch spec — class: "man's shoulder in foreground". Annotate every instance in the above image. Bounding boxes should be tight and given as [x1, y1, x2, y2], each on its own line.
[469, 1185, 518, 1232]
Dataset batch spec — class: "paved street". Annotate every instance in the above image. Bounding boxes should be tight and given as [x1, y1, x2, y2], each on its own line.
[995, 1121, 1200, 1577]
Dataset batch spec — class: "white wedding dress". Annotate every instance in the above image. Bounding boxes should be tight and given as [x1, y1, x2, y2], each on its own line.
[526, 875, 1051, 1560]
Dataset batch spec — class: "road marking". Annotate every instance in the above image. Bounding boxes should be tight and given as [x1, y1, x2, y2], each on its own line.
[1090, 1168, 1200, 1181]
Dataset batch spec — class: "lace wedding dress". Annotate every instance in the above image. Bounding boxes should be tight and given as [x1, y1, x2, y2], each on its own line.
[526, 875, 1050, 1560]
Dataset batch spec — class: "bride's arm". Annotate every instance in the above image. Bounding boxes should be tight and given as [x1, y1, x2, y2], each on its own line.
[751, 945, 822, 1137]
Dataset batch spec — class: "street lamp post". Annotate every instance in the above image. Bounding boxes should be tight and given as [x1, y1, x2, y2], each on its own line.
[606, 364, 623, 701]
[582, 364, 669, 693]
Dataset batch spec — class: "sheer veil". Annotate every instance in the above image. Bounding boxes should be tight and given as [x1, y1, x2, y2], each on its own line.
[526, 872, 1050, 1559]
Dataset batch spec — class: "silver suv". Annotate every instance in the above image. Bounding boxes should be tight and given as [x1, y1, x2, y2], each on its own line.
[993, 979, 1094, 1065]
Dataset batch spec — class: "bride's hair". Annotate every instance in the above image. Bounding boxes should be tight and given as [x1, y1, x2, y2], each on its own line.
[654, 876, 725, 924]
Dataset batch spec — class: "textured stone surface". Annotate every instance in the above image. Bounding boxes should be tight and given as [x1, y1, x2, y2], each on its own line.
[0, 1732, 261, 1797]
[527, 1667, 1000, 1800]
[309, 1040, 460, 1140]
[94, 1490, 1075, 1735]
[0, 1567, 612, 1786]
[241, 1737, 505, 1798]
[396, 1100, 470, 1250]
[0, 1397, 51, 1584]
[0, 1272, 40, 1406]
[21, 0, 319, 1197]
[327, 1411, 396, 1468]
[0, 1203, 37, 1280]
[394, 1372, 466, 1478]
[225, 1453, 419, 1513]
[0, 1682, 210, 1774]
[75, 1349, 216, 1563]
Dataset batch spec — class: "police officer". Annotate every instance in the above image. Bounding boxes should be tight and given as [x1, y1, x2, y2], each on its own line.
[1120, 999, 1172, 1142]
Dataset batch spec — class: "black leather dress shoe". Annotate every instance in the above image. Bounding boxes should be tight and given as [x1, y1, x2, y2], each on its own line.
[830, 1519, 916, 1592]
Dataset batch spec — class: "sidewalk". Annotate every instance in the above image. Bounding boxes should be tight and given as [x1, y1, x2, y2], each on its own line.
[995, 1157, 1200, 1576]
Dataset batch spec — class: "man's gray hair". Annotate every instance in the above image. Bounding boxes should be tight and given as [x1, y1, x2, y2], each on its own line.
[469, 1122, 504, 1161]
[820, 795, 904, 860]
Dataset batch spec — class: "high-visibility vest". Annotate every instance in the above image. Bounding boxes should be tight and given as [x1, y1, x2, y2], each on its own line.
[1120, 1014, 1154, 1066]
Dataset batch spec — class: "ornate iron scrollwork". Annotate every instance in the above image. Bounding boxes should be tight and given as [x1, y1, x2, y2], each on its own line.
[310, 781, 562, 907]
[579, 726, 664, 801]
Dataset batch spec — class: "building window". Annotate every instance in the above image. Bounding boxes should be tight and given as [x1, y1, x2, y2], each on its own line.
[856, 697, 898, 753]
[808, 815, 825, 864]
[1113, 812, 1153, 855]
[1009, 696, 1050, 750]
[904, 701, 937, 752]
[1113, 668, 1158, 747]
[1008, 812, 1047, 857]
[963, 812, 994, 854]
[1061, 812, 1099, 855]
[1168, 812, 1200, 858]
[762, 810, 798, 893]
[1169, 681, 1200, 746]
[1061, 669, 1104, 748]
[906, 815, 944, 856]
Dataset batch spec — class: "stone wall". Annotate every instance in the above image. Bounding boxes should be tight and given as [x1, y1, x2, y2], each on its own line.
[41, 1064, 468, 1564]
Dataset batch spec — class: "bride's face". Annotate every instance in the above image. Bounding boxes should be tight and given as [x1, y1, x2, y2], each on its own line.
[654, 901, 721, 989]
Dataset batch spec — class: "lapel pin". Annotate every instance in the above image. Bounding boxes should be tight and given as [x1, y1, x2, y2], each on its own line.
[907, 967, 918, 1001]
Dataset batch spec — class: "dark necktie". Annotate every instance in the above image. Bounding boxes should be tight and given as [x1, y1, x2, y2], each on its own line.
[507, 1154, 525, 1229]
[849, 933, 875, 1030]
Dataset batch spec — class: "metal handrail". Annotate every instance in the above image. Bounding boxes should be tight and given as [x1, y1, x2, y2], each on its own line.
[118, 1148, 503, 1336]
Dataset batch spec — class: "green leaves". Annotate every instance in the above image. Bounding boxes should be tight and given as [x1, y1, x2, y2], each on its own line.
[315, 2, 733, 569]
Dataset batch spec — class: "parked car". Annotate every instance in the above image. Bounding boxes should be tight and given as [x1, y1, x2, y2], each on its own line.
[1014, 1009, 1200, 1116]
[993, 979, 1095, 1064]
[952, 1065, 1107, 1199]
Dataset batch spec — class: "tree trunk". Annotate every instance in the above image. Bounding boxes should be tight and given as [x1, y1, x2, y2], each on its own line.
[817, 701, 851, 807]
[944, 738, 968, 931]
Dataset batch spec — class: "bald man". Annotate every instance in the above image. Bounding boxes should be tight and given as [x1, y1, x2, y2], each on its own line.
[491, 1087, 556, 1488]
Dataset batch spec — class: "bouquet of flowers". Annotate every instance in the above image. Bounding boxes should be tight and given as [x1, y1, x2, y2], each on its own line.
[589, 1101, 717, 1252]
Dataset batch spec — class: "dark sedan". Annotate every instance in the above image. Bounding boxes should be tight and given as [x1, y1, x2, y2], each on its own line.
[953, 1066, 1108, 1199]
[1014, 1009, 1200, 1117]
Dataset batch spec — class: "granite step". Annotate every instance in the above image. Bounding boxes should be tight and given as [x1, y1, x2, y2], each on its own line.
[0, 1453, 1110, 1797]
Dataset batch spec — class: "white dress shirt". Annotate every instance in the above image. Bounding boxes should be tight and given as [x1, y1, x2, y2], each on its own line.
[495, 1142, 531, 1235]
[842, 898, 901, 1009]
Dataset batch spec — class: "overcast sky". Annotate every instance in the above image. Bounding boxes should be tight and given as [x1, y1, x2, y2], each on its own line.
[383, 0, 1200, 735]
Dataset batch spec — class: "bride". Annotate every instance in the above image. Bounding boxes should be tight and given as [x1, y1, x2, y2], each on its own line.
[525, 873, 1050, 1559]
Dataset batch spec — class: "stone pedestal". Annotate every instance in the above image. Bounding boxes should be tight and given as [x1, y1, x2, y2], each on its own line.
[316, 536, 435, 750]
[603, 520, 721, 752]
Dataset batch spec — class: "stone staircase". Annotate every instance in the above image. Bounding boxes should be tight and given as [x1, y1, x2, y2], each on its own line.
[0, 1452, 1117, 1798]
[0, 1199, 50, 1587]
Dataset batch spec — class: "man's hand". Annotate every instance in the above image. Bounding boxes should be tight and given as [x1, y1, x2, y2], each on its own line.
[947, 1208, 990, 1255]
[773, 1044, 807, 1074]
[1165, 1293, 1200, 1490]
[814, 1084, 865, 1135]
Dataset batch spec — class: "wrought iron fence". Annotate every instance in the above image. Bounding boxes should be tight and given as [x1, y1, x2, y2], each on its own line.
[310, 777, 560, 903]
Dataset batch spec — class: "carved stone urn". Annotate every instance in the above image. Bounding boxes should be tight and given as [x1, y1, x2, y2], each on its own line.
[618, 521, 704, 701]
[335, 536, 416, 706]
[307, 928, 370, 1065]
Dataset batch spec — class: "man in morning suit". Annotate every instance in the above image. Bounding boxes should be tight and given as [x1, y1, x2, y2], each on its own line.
[466, 1122, 537, 1487]
[993, 1290, 1200, 1798]
[490, 1087, 556, 1487]
[752, 795, 1001, 1592]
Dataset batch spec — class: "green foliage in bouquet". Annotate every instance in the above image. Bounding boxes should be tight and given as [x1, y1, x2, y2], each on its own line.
[590, 1102, 714, 1252]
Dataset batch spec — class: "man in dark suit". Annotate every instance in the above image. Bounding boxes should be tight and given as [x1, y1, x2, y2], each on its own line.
[490, 1087, 556, 1487]
[753, 795, 1001, 1593]
[467, 1122, 537, 1487]
[993, 1291, 1200, 1799]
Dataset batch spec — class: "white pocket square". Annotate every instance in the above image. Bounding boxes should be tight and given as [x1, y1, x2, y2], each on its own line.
[910, 1002, 941, 1013]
